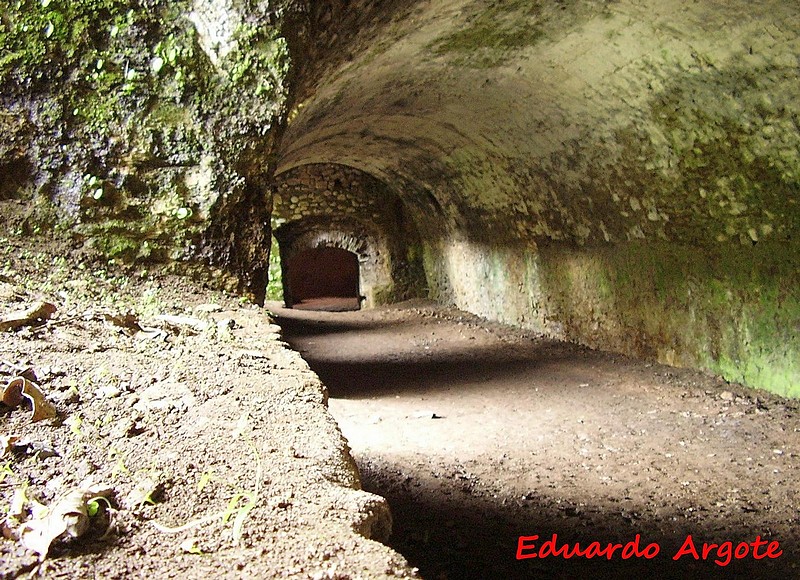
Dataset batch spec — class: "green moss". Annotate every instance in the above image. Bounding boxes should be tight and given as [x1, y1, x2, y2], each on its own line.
[81, 209, 199, 264]
[0, 0, 133, 88]
[0, 0, 292, 306]
[372, 283, 398, 306]
[427, 0, 614, 68]
[421, 241, 449, 302]
[92, 234, 145, 261]
[228, 24, 290, 99]
[85, 220, 152, 262]
[535, 241, 800, 395]
[266, 234, 283, 301]
[429, 2, 545, 68]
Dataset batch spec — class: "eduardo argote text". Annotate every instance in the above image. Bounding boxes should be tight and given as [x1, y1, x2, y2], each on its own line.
[516, 533, 782, 567]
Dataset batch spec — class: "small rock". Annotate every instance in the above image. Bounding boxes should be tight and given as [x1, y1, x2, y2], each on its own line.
[217, 318, 236, 334]
[95, 385, 122, 399]
[719, 391, 735, 401]
[57, 387, 80, 404]
[110, 418, 136, 440]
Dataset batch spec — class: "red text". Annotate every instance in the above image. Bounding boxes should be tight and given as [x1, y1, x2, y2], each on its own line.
[672, 534, 782, 567]
[516, 533, 660, 560]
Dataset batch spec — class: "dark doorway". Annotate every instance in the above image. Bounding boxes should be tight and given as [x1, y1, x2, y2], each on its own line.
[286, 247, 361, 311]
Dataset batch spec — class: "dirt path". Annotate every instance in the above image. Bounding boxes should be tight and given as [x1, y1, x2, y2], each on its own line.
[273, 301, 800, 579]
[0, 214, 414, 580]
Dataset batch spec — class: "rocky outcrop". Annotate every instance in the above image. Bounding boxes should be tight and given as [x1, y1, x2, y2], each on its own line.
[0, 0, 291, 300]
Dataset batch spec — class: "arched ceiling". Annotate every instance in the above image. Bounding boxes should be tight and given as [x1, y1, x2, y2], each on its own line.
[279, 0, 800, 246]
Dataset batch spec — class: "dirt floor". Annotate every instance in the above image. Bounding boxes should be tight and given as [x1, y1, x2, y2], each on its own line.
[4, 195, 800, 580]
[274, 303, 800, 580]
[0, 201, 415, 579]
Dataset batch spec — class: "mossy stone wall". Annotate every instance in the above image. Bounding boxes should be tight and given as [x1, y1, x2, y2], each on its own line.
[423, 238, 800, 396]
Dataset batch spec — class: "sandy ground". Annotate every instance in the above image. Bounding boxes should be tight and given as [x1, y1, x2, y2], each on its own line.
[274, 301, 800, 580]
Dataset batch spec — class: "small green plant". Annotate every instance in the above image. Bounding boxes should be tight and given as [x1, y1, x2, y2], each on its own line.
[222, 490, 257, 542]
[66, 413, 85, 437]
[151, 436, 262, 543]
[0, 461, 15, 484]
[108, 447, 130, 477]
[196, 470, 214, 493]
[87, 495, 112, 517]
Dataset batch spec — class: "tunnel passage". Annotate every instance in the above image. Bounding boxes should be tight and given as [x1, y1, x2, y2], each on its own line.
[272, 163, 427, 310]
[274, 303, 800, 579]
[286, 246, 361, 311]
[276, 0, 800, 397]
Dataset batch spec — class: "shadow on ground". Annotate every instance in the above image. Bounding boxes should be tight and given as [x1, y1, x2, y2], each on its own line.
[357, 455, 789, 580]
[275, 305, 797, 580]
[275, 308, 584, 400]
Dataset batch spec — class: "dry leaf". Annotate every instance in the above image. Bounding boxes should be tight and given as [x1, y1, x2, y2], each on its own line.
[8, 487, 27, 520]
[1, 520, 18, 540]
[2, 377, 57, 422]
[1, 434, 19, 457]
[0, 302, 57, 331]
[19, 486, 112, 560]
[2, 487, 27, 540]
[20, 490, 90, 560]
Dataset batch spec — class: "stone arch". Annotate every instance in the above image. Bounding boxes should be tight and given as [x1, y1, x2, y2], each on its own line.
[274, 219, 393, 309]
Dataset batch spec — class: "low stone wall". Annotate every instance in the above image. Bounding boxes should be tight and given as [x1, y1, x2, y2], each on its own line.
[0, 211, 416, 577]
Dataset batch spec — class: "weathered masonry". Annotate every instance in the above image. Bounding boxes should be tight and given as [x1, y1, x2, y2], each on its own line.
[275, 0, 800, 396]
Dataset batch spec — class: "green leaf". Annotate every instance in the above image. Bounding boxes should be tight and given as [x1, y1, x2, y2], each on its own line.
[87, 499, 100, 517]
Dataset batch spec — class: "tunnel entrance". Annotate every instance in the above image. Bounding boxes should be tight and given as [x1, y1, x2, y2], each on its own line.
[286, 246, 361, 311]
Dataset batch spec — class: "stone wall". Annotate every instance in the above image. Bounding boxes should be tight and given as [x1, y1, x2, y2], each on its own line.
[424, 238, 800, 397]
[273, 163, 425, 307]
[0, 0, 292, 302]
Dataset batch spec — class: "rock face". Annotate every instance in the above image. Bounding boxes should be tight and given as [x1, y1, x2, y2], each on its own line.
[0, 0, 290, 300]
[2, 0, 799, 396]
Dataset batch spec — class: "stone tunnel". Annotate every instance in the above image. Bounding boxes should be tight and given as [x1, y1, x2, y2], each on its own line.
[272, 0, 799, 396]
[1, 0, 800, 577]
[2, 0, 796, 395]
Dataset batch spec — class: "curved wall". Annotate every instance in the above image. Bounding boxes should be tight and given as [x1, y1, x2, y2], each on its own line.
[275, 0, 800, 395]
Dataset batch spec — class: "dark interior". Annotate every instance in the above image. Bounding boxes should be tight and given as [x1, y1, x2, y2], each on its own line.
[286, 246, 361, 311]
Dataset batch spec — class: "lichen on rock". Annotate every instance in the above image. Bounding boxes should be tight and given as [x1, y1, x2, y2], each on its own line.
[0, 0, 292, 301]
